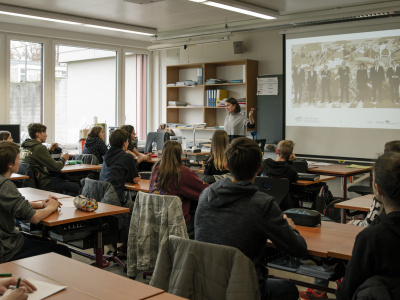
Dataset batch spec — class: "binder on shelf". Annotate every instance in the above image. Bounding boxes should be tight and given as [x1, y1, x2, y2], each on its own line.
[197, 68, 203, 84]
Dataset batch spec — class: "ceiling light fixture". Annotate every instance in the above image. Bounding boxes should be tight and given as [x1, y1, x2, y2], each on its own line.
[0, 7, 157, 36]
[189, 0, 278, 20]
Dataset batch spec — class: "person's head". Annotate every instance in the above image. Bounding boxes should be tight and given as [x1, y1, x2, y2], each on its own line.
[374, 60, 379, 66]
[225, 98, 241, 114]
[373, 152, 400, 210]
[324, 65, 328, 70]
[119, 125, 135, 146]
[151, 140, 183, 192]
[0, 131, 13, 142]
[209, 130, 229, 171]
[310, 65, 314, 71]
[109, 129, 129, 150]
[0, 141, 20, 175]
[360, 62, 365, 69]
[225, 137, 262, 181]
[392, 60, 397, 67]
[28, 123, 47, 142]
[276, 140, 295, 160]
[342, 60, 346, 66]
[88, 126, 105, 140]
[384, 140, 400, 153]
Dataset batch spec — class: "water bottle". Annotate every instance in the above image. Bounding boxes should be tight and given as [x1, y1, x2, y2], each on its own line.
[151, 140, 157, 153]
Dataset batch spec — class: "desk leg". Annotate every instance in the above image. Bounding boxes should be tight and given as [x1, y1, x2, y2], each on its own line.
[342, 175, 348, 223]
[95, 228, 107, 268]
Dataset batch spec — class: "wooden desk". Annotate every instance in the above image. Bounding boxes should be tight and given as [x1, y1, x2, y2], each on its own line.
[294, 175, 336, 186]
[308, 164, 372, 200]
[125, 179, 150, 193]
[11, 253, 164, 300]
[61, 164, 102, 173]
[18, 187, 72, 201]
[11, 173, 29, 180]
[334, 194, 373, 212]
[184, 152, 209, 162]
[41, 198, 129, 268]
[148, 293, 188, 299]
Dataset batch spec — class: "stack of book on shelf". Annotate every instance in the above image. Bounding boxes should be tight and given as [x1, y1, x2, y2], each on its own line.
[167, 83, 176, 86]
[205, 78, 228, 84]
[176, 81, 185, 86]
[237, 97, 247, 107]
[168, 101, 187, 107]
[206, 89, 228, 107]
[230, 79, 243, 83]
[167, 123, 186, 128]
[184, 80, 197, 86]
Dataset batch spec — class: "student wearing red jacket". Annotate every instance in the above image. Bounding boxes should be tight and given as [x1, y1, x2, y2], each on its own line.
[149, 141, 209, 238]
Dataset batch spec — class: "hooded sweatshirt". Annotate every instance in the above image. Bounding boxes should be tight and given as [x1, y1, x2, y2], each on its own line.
[336, 211, 400, 300]
[262, 158, 299, 183]
[82, 136, 108, 163]
[0, 175, 36, 262]
[195, 178, 307, 278]
[99, 146, 139, 204]
[21, 139, 66, 189]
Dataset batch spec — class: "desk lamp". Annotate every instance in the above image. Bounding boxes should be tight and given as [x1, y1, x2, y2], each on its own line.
[192, 123, 207, 151]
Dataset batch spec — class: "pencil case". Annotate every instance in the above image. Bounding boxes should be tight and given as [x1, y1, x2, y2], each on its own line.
[284, 208, 321, 227]
[74, 195, 98, 212]
[68, 160, 83, 165]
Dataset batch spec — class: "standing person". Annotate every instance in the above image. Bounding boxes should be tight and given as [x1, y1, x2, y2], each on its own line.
[82, 125, 108, 163]
[293, 64, 305, 103]
[224, 98, 255, 143]
[20, 123, 79, 196]
[195, 138, 307, 300]
[0, 131, 13, 142]
[321, 65, 331, 103]
[338, 60, 350, 102]
[336, 152, 400, 299]
[357, 63, 369, 102]
[0, 141, 71, 263]
[149, 140, 209, 238]
[370, 60, 385, 103]
[307, 65, 318, 103]
[386, 60, 400, 104]
[119, 125, 150, 165]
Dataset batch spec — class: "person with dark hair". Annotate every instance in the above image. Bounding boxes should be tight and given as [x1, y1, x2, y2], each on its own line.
[336, 151, 400, 299]
[0, 131, 13, 142]
[385, 140, 400, 153]
[386, 60, 400, 104]
[100, 129, 140, 205]
[357, 62, 368, 102]
[338, 60, 350, 102]
[370, 60, 385, 103]
[320, 65, 331, 103]
[195, 137, 307, 300]
[119, 125, 150, 165]
[0, 141, 71, 263]
[20, 123, 79, 196]
[150, 140, 209, 238]
[307, 65, 318, 103]
[82, 125, 108, 163]
[224, 98, 255, 143]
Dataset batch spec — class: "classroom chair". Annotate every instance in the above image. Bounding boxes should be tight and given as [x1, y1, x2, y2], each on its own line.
[149, 235, 261, 300]
[127, 192, 188, 278]
[16, 162, 41, 188]
[71, 154, 100, 165]
[254, 177, 290, 206]
[144, 131, 170, 153]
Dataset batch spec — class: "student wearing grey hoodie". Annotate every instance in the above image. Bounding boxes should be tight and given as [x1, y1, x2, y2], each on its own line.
[195, 137, 307, 300]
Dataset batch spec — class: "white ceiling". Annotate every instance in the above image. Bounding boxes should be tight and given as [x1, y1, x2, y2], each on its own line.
[0, 0, 399, 43]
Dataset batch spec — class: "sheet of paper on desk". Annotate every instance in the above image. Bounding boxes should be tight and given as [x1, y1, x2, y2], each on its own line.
[59, 201, 76, 208]
[0, 278, 67, 300]
[307, 161, 333, 166]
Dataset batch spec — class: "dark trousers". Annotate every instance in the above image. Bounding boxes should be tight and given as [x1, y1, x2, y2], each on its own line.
[44, 177, 80, 196]
[372, 83, 383, 102]
[389, 82, 399, 102]
[340, 81, 349, 101]
[322, 85, 331, 102]
[261, 277, 299, 300]
[10, 234, 71, 261]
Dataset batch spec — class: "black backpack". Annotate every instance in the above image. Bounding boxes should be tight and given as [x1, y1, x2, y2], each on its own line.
[315, 185, 342, 222]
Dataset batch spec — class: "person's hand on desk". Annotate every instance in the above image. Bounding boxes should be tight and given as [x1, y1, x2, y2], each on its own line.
[137, 154, 150, 164]
[283, 214, 296, 229]
[133, 176, 141, 184]
[43, 195, 63, 209]
[0, 278, 36, 299]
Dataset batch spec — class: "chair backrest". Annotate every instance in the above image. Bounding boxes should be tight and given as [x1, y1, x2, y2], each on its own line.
[80, 178, 120, 206]
[353, 275, 400, 300]
[150, 236, 261, 300]
[254, 177, 290, 205]
[144, 131, 170, 153]
[71, 154, 100, 165]
[127, 192, 188, 278]
[255, 139, 266, 155]
[17, 162, 40, 188]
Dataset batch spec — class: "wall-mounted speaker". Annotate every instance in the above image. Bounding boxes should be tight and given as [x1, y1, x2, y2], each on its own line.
[233, 41, 244, 54]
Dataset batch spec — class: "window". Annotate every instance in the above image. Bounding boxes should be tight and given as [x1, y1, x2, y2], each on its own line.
[125, 53, 148, 140]
[54, 45, 117, 144]
[10, 40, 43, 139]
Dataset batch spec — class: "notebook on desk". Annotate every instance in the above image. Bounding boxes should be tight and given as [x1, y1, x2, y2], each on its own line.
[298, 173, 320, 181]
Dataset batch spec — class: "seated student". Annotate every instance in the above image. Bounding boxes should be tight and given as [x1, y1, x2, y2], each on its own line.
[195, 137, 307, 300]
[100, 129, 140, 205]
[119, 125, 150, 165]
[336, 152, 400, 299]
[149, 140, 209, 238]
[203, 130, 230, 178]
[0, 141, 71, 263]
[82, 126, 108, 163]
[0, 131, 13, 142]
[0, 277, 36, 300]
[20, 123, 79, 196]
